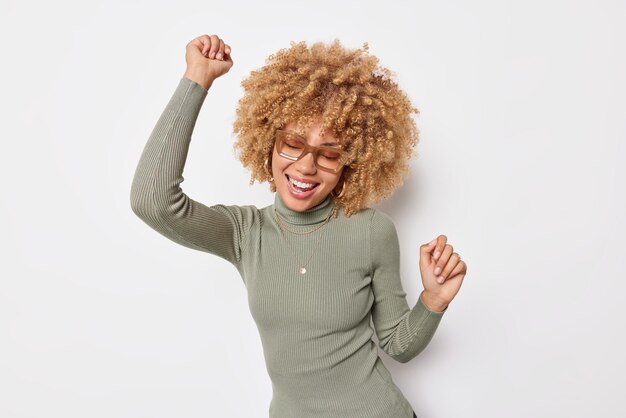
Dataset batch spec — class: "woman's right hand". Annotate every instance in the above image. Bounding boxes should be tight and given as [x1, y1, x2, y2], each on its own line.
[183, 34, 233, 90]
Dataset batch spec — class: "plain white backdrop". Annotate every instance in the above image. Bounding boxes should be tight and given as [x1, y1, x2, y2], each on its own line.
[1, 0, 624, 417]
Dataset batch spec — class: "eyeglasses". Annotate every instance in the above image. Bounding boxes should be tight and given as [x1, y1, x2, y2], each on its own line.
[274, 129, 348, 174]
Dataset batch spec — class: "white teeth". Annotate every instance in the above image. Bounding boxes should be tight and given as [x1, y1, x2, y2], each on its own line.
[288, 176, 317, 189]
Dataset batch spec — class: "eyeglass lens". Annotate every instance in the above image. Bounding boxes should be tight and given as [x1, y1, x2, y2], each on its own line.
[278, 132, 342, 170]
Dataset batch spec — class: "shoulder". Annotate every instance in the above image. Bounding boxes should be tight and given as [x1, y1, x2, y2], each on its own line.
[209, 203, 263, 232]
[369, 208, 397, 232]
[335, 206, 396, 233]
[368, 208, 399, 248]
[367, 208, 400, 270]
[211, 203, 262, 217]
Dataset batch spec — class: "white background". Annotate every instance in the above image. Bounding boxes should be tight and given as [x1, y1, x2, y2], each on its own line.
[1, 0, 625, 417]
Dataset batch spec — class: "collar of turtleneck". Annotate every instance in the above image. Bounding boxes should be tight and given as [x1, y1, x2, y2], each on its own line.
[273, 192, 334, 225]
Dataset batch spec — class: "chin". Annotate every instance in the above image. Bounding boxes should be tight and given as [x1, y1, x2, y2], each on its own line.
[279, 179, 330, 212]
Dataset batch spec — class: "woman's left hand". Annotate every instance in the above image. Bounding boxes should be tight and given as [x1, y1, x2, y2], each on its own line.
[418, 235, 467, 311]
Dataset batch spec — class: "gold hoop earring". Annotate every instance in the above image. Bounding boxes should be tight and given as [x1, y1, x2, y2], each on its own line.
[331, 180, 346, 199]
[264, 155, 274, 182]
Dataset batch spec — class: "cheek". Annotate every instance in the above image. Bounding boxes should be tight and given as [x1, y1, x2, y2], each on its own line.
[329, 169, 345, 187]
[321, 175, 341, 189]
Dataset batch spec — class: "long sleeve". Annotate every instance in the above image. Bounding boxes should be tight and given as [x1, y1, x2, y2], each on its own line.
[130, 77, 257, 268]
[369, 210, 447, 363]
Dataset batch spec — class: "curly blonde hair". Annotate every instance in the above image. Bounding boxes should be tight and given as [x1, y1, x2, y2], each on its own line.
[232, 39, 420, 218]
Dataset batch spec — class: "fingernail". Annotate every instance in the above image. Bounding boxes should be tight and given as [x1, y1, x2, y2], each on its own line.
[437, 276, 445, 284]
[434, 251, 440, 260]
[434, 267, 441, 275]
[216, 53, 222, 60]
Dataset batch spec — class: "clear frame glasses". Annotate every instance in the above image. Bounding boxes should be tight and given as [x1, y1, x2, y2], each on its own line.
[274, 129, 348, 174]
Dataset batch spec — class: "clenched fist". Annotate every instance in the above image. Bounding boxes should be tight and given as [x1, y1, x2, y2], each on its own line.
[183, 34, 233, 90]
[419, 235, 468, 312]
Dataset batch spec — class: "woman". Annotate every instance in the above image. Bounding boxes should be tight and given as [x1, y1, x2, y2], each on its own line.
[130, 34, 467, 418]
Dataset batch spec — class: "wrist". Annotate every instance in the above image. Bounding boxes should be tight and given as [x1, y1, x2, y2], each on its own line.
[183, 69, 214, 91]
[420, 290, 448, 313]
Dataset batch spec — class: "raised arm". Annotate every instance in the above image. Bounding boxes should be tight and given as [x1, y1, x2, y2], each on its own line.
[369, 210, 447, 363]
[130, 34, 255, 267]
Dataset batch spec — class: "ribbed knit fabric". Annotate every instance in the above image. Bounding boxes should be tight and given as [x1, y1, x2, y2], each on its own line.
[130, 77, 447, 418]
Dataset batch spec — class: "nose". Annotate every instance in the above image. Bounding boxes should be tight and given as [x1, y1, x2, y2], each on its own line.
[296, 151, 317, 174]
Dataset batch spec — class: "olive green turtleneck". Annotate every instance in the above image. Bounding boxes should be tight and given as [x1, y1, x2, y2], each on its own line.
[130, 76, 447, 418]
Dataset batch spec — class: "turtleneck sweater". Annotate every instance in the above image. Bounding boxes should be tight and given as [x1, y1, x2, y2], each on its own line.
[130, 77, 447, 418]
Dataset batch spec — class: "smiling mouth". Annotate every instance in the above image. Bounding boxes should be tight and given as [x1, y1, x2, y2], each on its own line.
[286, 174, 320, 192]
